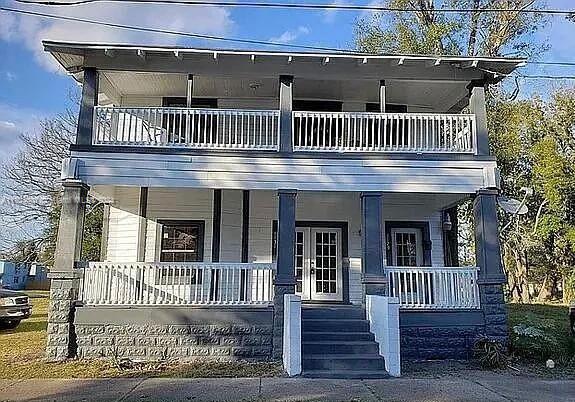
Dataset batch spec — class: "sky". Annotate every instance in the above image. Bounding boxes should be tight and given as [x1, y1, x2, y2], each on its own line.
[0, 0, 574, 164]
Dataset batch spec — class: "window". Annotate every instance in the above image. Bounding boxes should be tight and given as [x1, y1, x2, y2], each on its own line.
[159, 220, 205, 262]
[13, 277, 19, 284]
[390, 228, 423, 267]
[157, 220, 205, 286]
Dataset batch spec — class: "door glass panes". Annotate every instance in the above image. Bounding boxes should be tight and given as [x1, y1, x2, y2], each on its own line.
[395, 232, 418, 267]
[294, 231, 304, 293]
[315, 231, 337, 294]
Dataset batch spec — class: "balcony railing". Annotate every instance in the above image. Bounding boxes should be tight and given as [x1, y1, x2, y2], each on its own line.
[94, 107, 280, 150]
[80, 262, 275, 306]
[92, 107, 477, 154]
[386, 266, 480, 309]
[293, 112, 476, 153]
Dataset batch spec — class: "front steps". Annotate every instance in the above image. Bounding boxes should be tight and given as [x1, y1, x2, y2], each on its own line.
[301, 304, 389, 379]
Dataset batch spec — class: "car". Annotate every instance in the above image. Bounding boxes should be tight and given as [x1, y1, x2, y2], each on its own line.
[0, 288, 32, 330]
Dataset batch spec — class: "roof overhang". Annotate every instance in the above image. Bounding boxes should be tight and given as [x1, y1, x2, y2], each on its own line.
[43, 40, 526, 84]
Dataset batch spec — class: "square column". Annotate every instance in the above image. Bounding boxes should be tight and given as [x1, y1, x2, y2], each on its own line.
[273, 189, 297, 358]
[46, 180, 88, 361]
[469, 82, 489, 156]
[473, 188, 507, 344]
[361, 192, 387, 296]
[278, 75, 294, 153]
[76, 68, 98, 146]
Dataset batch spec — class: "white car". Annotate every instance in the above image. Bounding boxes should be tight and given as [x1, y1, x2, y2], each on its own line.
[0, 288, 32, 330]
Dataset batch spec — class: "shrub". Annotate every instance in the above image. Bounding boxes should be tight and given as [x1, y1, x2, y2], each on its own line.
[473, 337, 509, 369]
[510, 315, 561, 360]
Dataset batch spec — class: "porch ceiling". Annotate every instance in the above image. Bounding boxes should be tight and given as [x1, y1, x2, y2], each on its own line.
[90, 186, 468, 211]
[99, 71, 468, 112]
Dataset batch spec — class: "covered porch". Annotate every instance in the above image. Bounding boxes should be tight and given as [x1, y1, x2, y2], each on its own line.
[78, 188, 481, 310]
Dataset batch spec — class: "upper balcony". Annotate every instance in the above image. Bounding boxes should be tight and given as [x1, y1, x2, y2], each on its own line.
[44, 41, 525, 158]
[94, 106, 476, 154]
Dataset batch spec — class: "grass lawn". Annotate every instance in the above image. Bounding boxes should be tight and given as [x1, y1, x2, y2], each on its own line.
[0, 291, 282, 379]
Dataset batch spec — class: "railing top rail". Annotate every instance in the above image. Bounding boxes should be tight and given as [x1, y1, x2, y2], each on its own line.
[385, 266, 479, 271]
[86, 261, 276, 267]
[94, 106, 280, 114]
[292, 111, 476, 118]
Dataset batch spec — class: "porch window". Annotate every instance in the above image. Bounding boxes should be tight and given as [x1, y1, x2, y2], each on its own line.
[158, 220, 205, 285]
[391, 229, 423, 267]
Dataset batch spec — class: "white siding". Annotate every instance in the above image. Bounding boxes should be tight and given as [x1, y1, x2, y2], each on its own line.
[220, 189, 243, 262]
[105, 187, 140, 261]
[103, 188, 446, 305]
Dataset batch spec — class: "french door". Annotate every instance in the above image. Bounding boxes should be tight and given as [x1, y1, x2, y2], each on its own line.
[294, 227, 342, 301]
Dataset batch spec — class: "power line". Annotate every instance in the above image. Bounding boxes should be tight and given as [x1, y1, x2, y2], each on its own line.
[3, 4, 575, 78]
[10, 0, 575, 15]
[0, 6, 361, 53]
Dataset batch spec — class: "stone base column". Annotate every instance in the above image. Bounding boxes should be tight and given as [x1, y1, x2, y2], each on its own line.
[272, 284, 295, 359]
[479, 283, 508, 345]
[46, 271, 82, 361]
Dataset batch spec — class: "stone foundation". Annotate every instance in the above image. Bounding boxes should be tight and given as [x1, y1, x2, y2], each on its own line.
[74, 306, 273, 361]
[401, 325, 483, 360]
[399, 310, 494, 360]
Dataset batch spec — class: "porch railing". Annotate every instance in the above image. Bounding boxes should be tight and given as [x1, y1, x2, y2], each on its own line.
[386, 266, 480, 309]
[93, 107, 280, 150]
[292, 112, 476, 153]
[92, 107, 476, 154]
[80, 262, 275, 306]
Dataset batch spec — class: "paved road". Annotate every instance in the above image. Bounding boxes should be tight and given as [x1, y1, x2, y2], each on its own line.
[0, 371, 574, 401]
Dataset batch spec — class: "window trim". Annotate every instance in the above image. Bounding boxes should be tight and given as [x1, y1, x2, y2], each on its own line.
[385, 221, 432, 266]
[157, 219, 206, 263]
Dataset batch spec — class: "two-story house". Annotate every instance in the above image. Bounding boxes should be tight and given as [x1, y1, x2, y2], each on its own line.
[44, 40, 522, 378]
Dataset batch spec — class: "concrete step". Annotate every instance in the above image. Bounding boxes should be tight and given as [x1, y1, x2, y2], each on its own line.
[302, 331, 376, 342]
[302, 319, 370, 333]
[301, 306, 365, 320]
[300, 370, 390, 379]
[302, 340, 379, 355]
[302, 354, 386, 371]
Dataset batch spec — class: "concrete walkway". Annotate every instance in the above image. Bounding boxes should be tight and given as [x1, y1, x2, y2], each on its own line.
[1, 371, 574, 402]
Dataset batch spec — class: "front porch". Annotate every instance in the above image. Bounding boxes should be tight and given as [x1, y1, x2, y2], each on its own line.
[47, 184, 506, 375]
[80, 188, 478, 309]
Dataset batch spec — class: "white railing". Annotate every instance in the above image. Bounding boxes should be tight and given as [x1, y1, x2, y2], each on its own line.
[386, 266, 480, 309]
[292, 112, 476, 153]
[93, 107, 280, 150]
[80, 262, 275, 306]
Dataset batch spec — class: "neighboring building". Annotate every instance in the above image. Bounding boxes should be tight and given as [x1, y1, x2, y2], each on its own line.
[44, 41, 522, 377]
[0, 261, 47, 290]
[0, 261, 28, 290]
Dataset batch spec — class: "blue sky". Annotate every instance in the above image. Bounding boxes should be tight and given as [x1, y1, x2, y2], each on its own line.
[0, 0, 574, 164]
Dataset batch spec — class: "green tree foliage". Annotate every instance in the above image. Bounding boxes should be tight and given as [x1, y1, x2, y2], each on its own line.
[355, 0, 547, 57]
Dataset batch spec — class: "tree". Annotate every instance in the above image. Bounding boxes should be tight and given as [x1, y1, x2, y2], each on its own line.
[0, 106, 102, 266]
[355, 0, 547, 57]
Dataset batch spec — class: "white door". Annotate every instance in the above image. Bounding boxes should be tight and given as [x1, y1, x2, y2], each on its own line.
[390, 227, 424, 303]
[294, 227, 343, 301]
